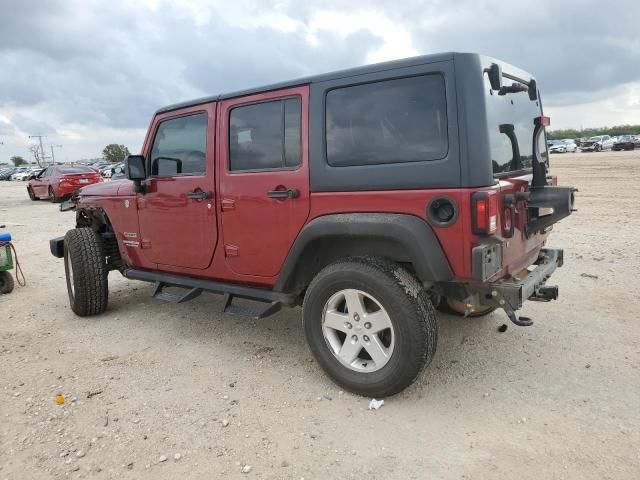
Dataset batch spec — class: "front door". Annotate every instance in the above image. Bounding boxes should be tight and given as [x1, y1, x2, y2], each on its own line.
[137, 105, 217, 270]
[218, 86, 310, 277]
[32, 167, 52, 197]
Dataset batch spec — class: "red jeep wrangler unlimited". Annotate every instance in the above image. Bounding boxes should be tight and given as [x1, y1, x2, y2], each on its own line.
[50, 53, 574, 397]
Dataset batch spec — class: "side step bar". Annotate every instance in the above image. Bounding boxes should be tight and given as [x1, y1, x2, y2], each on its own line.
[124, 268, 297, 319]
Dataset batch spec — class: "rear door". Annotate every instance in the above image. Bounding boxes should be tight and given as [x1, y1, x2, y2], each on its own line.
[137, 104, 218, 269]
[483, 70, 550, 275]
[218, 86, 310, 277]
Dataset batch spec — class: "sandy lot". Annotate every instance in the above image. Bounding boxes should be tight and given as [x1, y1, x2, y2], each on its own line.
[1, 151, 639, 479]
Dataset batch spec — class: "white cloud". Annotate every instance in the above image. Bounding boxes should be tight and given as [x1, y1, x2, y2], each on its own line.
[0, 0, 638, 162]
[546, 82, 640, 130]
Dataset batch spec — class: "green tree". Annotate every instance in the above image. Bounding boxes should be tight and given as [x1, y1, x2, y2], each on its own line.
[10, 155, 27, 166]
[102, 144, 131, 163]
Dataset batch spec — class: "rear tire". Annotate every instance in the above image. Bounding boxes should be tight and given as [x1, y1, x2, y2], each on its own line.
[64, 228, 108, 316]
[303, 257, 437, 397]
[27, 186, 38, 201]
[48, 186, 59, 203]
[0, 271, 14, 294]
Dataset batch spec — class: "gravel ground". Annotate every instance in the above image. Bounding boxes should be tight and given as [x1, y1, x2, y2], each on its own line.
[1, 150, 639, 479]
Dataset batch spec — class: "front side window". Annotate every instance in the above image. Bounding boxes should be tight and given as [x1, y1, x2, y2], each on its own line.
[229, 97, 301, 171]
[325, 75, 448, 167]
[150, 113, 207, 177]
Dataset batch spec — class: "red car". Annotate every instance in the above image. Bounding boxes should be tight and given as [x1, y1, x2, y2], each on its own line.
[50, 53, 575, 397]
[27, 165, 103, 202]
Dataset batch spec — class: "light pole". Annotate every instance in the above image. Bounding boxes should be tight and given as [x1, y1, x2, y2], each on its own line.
[50, 144, 63, 164]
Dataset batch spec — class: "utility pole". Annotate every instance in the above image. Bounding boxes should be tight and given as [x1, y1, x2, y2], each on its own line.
[50, 144, 63, 164]
[28, 135, 47, 165]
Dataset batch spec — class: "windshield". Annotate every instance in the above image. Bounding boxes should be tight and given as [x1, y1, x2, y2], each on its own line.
[588, 136, 602, 141]
[485, 74, 546, 176]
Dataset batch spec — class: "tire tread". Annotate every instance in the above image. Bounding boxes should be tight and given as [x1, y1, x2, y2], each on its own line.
[64, 228, 108, 316]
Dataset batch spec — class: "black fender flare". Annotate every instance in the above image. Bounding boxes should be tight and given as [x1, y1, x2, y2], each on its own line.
[275, 213, 453, 292]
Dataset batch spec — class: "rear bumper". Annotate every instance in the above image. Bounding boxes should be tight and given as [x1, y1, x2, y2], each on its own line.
[489, 248, 563, 310]
[57, 184, 78, 196]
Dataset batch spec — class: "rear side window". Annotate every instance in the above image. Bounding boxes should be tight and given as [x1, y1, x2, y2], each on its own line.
[150, 113, 207, 177]
[229, 97, 301, 171]
[325, 75, 448, 167]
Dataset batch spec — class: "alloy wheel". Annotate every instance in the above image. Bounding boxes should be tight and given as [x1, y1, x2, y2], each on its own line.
[321, 289, 395, 372]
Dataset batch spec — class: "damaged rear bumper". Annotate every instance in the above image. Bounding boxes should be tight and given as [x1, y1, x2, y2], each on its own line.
[441, 248, 564, 326]
[489, 248, 563, 310]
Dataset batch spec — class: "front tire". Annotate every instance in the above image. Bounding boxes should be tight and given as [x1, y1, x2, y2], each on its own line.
[64, 228, 108, 316]
[27, 186, 38, 201]
[0, 271, 14, 294]
[303, 257, 437, 397]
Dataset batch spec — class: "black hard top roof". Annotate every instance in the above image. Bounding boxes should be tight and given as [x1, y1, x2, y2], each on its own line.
[156, 51, 459, 114]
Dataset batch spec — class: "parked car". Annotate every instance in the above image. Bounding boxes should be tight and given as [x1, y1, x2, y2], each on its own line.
[612, 135, 636, 151]
[548, 139, 577, 153]
[100, 162, 124, 178]
[13, 167, 43, 181]
[111, 163, 125, 179]
[634, 136, 640, 149]
[561, 139, 578, 152]
[580, 135, 614, 152]
[27, 165, 103, 202]
[10, 167, 31, 181]
[49, 53, 575, 397]
[0, 168, 15, 180]
[0, 168, 18, 181]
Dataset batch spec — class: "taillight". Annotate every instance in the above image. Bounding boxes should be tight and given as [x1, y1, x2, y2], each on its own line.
[472, 191, 498, 235]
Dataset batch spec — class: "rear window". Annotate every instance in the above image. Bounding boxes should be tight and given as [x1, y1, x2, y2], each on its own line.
[325, 74, 448, 167]
[58, 166, 94, 174]
[485, 75, 546, 176]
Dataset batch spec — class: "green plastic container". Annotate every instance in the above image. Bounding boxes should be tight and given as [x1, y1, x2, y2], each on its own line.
[0, 244, 13, 272]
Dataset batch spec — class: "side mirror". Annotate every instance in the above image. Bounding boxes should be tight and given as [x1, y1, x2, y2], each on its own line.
[485, 63, 503, 91]
[125, 155, 146, 193]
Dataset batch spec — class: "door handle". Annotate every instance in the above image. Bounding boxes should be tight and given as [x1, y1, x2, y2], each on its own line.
[187, 190, 211, 199]
[267, 188, 299, 199]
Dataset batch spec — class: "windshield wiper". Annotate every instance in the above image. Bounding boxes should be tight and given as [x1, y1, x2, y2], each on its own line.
[498, 82, 529, 96]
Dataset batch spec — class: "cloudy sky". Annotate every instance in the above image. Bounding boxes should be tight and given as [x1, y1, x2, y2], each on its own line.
[1, 0, 639, 163]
